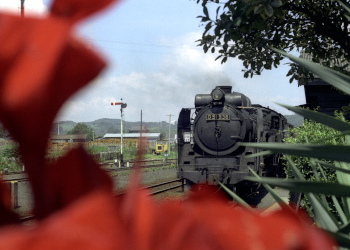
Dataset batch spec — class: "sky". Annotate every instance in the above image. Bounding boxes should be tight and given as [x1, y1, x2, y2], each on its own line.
[0, 0, 305, 123]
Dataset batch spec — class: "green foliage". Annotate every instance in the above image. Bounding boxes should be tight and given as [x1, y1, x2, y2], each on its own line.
[86, 145, 109, 154]
[46, 150, 64, 160]
[284, 114, 303, 127]
[0, 158, 22, 172]
[283, 113, 347, 215]
[0, 143, 20, 159]
[0, 143, 22, 172]
[67, 122, 94, 141]
[213, 2, 350, 248]
[196, 0, 350, 83]
[159, 132, 166, 140]
[123, 145, 138, 160]
[235, 48, 350, 248]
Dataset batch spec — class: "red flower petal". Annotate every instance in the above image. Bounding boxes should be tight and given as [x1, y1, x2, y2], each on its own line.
[0, 1, 339, 249]
[114, 178, 336, 250]
[37, 146, 113, 218]
[0, 173, 337, 250]
[134, 186, 336, 250]
[0, 14, 105, 158]
[0, 13, 106, 214]
[0, 190, 126, 250]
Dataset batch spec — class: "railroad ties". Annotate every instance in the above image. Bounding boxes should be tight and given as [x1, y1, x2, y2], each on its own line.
[2, 158, 179, 222]
[115, 178, 184, 197]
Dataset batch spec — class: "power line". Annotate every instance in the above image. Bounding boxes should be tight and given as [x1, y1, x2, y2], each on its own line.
[81, 37, 202, 51]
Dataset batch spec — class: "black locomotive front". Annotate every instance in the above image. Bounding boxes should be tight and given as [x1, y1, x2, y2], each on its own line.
[177, 86, 287, 199]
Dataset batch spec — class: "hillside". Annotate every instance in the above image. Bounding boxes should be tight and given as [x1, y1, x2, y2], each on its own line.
[285, 114, 304, 127]
[53, 118, 176, 138]
[53, 114, 304, 138]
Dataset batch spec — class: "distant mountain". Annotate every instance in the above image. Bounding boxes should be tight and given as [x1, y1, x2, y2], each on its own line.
[53, 118, 176, 138]
[53, 114, 304, 138]
[285, 114, 304, 127]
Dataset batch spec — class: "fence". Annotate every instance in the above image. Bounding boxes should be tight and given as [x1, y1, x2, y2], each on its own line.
[91, 151, 119, 162]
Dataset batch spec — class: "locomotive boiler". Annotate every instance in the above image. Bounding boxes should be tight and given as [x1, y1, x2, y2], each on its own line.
[177, 86, 287, 202]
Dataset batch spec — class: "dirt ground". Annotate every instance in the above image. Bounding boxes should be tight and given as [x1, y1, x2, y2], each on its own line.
[112, 167, 178, 190]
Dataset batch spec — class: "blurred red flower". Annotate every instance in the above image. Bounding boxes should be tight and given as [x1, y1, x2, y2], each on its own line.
[0, 180, 336, 250]
[0, 0, 338, 249]
[0, 0, 114, 218]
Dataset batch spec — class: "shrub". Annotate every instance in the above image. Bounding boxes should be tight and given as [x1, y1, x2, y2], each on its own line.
[284, 113, 348, 217]
[0, 143, 22, 172]
[0, 143, 20, 159]
[240, 50, 350, 248]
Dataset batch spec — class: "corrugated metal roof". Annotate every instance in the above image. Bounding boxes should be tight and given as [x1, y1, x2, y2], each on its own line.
[103, 133, 160, 139]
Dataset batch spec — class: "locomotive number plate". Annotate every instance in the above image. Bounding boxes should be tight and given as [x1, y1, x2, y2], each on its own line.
[206, 114, 230, 121]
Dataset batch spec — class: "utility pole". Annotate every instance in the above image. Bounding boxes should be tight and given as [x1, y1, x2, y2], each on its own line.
[20, 0, 25, 17]
[166, 114, 173, 157]
[140, 110, 143, 138]
[111, 100, 127, 167]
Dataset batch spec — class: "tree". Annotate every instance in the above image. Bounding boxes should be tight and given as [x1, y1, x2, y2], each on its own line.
[67, 123, 94, 141]
[0, 143, 20, 159]
[196, 0, 350, 83]
[159, 132, 167, 140]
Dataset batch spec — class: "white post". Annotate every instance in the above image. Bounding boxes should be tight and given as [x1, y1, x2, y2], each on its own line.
[111, 100, 127, 167]
[120, 104, 124, 165]
[167, 114, 173, 155]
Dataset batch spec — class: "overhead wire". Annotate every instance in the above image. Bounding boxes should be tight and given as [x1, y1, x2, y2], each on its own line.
[80, 37, 203, 56]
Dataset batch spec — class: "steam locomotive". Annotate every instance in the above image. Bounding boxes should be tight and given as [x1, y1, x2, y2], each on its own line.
[177, 86, 287, 202]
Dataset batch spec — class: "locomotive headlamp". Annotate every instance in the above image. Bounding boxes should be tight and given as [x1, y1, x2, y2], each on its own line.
[211, 88, 224, 101]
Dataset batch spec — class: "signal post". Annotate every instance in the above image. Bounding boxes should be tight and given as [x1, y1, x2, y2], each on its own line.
[111, 100, 127, 167]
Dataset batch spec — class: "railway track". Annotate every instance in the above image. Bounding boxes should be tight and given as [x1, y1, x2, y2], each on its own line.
[0, 159, 178, 223]
[103, 158, 176, 171]
[18, 180, 289, 223]
[2, 158, 177, 183]
[115, 178, 184, 196]
[19, 178, 184, 222]
[147, 178, 183, 195]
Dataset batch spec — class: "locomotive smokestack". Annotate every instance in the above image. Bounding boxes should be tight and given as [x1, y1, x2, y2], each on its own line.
[216, 86, 232, 93]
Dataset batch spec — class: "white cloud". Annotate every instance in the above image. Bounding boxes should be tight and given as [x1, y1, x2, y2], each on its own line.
[58, 31, 305, 122]
[0, 0, 305, 124]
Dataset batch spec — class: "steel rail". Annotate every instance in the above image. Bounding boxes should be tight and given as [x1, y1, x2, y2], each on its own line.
[115, 178, 183, 196]
[142, 178, 182, 189]
[20, 179, 183, 223]
[3, 163, 177, 183]
[150, 184, 183, 195]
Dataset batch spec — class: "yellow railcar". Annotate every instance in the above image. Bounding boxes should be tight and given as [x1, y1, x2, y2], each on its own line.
[155, 140, 168, 155]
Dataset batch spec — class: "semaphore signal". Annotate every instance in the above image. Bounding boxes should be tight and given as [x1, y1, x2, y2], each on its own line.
[111, 99, 127, 167]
